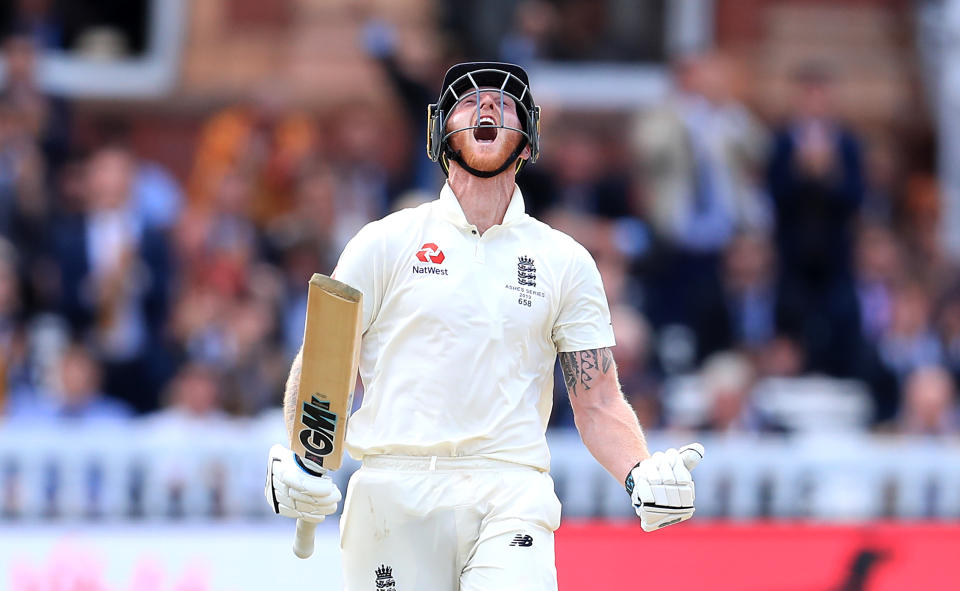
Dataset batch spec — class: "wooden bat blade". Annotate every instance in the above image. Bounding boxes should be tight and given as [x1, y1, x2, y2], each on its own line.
[291, 273, 363, 474]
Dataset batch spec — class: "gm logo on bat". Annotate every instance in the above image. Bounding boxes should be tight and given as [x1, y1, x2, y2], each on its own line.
[299, 395, 339, 466]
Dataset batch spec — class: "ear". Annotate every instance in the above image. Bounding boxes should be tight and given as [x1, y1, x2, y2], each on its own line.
[519, 142, 531, 161]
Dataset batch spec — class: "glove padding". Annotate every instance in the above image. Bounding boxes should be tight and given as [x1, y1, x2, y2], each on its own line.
[265, 443, 342, 523]
[626, 443, 704, 532]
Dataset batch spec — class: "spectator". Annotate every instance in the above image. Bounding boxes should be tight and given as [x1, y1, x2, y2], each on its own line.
[328, 100, 392, 249]
[634, 51, 769, 252]
[768, 64, 864, 281]
[899, 366, 958, 435]
[167, 281, 229, 367]
[166, 262, 285, 417]
[633, 51, 768, 327]
[277, 239, 325, 359]
[6, 0, 63, 49]
[755, 335, 806, 379]
[854, 223, 904, 341]
[611, 304, 661, 429]
[862, 134, 901, 223]
[147, 363, 228, 429]
[94, 118, 184, 231]
[691, 231, 784, 361]
[0, 239, 29, 411]
[360, 18, 444, 193]
[265, 160, 340, 274]
[187, 85, 318, 226]
[540, 123, 631, 219]
[53, 145, 171, 412]
[859, 278, 942, 424]
[6, 344, 132, 423]
[143, 363, 231, 515]
[0, 28, 70, 176]
[695, 352, 758, 433]
[0, 99, 46, 247]
[878, 280, 942, 379]
[767, 64, 864, 376]
[936, 286, 960, 384]
[500, 0, 557, 67]
[498, 0, 558, 66]
[185, 169, 261, 298]
[219, 292, 286, 415]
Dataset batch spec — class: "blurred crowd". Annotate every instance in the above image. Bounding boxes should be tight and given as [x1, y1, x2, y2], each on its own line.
[0, 8, 956, 440]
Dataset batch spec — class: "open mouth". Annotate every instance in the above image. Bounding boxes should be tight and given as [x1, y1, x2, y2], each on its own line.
[473, 115, 498, 142]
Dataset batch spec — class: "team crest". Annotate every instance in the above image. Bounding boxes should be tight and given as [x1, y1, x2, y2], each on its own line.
[518, 256, 536, 287]
[375, 564, 396, 590]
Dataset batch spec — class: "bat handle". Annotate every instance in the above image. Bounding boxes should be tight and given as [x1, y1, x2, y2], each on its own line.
[291, 455, 327, 559]
[293, 518, 318, 559]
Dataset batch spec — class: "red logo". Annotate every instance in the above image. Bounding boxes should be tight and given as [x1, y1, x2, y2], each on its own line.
[415, 243, 445, 264]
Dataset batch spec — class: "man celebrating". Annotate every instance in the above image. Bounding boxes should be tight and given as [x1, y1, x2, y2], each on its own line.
[266, 62, 704, 590]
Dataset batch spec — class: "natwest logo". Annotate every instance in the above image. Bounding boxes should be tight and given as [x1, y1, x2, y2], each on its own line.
[415, 243, 445, 264]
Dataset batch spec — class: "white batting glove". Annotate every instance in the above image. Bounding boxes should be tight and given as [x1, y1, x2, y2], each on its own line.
[625, 443, 704, 532]
[264, 443, 342, 523]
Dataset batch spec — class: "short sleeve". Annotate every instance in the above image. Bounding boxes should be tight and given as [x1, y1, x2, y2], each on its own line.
[552, 242, 616, 352]
[331, 222, 384, 334]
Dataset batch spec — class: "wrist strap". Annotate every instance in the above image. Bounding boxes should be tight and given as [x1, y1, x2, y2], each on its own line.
[294, 454, 325, 477]
[624, 460, 643, 495]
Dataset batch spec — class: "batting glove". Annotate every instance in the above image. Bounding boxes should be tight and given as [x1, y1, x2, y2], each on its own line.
[625, 443, 704, 532]
[265, 444, 342, 523]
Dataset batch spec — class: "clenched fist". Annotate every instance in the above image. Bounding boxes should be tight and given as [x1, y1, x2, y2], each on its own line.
[265, 443, 342, 523]
[625, 443, 704, 532]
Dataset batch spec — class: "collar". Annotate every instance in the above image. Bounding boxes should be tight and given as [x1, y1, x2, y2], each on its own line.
[436, 181, 526, 229]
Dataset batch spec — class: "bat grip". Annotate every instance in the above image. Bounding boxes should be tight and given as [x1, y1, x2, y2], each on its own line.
[294, 519, 318, 559]
[291, 455, 326, 559]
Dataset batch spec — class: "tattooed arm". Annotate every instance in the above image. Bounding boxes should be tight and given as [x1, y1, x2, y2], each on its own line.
[559, 348, 650, 481]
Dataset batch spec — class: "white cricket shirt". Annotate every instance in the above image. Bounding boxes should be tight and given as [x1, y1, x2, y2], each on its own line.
[333, 182, 615, 471]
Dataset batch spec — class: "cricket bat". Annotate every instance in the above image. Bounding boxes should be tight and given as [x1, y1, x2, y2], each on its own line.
[290, 273, 363, 559]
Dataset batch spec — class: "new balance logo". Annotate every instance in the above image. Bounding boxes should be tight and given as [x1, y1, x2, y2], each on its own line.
[509, 534, 533, 547]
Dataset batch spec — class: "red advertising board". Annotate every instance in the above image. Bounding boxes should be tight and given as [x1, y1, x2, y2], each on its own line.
[555, 521, 960, 591]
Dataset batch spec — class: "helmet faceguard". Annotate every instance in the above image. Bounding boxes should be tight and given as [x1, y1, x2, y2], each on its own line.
[427, 62, 541, 178]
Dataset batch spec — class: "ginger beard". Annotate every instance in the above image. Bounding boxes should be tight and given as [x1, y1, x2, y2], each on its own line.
[445, 91, 529, 174]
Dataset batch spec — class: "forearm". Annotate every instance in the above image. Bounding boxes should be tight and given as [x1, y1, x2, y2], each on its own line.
[283, 347, 304, 437]
[574, 392, 650, 482]
[560, 348, 651, 483]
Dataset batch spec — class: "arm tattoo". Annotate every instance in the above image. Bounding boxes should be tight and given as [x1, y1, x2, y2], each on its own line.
[559, 348, 615, 397]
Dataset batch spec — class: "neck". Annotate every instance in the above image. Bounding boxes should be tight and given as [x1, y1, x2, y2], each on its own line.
[447, 163, 516, 234]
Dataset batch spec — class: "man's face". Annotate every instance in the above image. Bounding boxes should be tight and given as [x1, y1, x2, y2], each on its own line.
[3, 36, 36, 82]
[445, 88, 529, 172]
[85, 147, 135, 210]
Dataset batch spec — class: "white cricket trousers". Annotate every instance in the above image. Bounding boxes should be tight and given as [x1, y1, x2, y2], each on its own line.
[340, 455, 561, 591]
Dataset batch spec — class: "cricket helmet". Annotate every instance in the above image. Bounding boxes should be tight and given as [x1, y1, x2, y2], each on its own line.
[426, 61, 541, 177]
